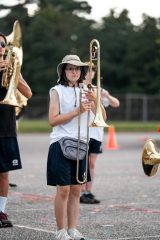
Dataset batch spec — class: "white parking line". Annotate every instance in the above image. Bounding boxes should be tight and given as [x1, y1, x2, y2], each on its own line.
[14, 225, 160, 240]
[14, 225, 99, 240]
[15, 224, 55, 234]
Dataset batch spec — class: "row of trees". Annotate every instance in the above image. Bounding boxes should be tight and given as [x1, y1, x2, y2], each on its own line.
[0, 0, 160, 95]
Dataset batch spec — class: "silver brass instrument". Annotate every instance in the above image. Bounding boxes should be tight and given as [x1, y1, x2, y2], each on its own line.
[142, 138, 160, 176]
[0, 20, 27, 112]
[76, 39, 109, 184]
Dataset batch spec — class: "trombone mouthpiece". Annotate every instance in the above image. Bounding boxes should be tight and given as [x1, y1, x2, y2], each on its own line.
[87, 84, 92, 90]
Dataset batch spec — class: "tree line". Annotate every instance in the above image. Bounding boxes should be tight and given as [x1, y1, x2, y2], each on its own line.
[0, 0, 160, 95]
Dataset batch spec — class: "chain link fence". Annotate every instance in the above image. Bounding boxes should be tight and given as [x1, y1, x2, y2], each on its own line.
[24, 94, 160, 121]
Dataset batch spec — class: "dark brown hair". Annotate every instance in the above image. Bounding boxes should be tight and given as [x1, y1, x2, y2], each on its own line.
[58, 64, 87, 87]
[0, 32, 7, 44]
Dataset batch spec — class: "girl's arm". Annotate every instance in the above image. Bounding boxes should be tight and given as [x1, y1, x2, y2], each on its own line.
[101, 89, 120, 108]
[49, 89, 91, 127]
[17, 74, 32, 99]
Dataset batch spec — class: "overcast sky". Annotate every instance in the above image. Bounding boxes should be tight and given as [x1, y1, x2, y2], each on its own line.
[1, 0, 160, 25]
[84, 0, 160, 25]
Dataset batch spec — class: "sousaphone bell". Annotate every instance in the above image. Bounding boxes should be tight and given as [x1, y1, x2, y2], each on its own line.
[142, 138, 160, 176]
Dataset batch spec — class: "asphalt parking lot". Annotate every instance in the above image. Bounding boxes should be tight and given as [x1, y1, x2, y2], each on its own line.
[1, 132, 160, 240]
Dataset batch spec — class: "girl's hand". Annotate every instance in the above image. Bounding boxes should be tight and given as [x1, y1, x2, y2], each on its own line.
[86, 88, 97, 103]
[80, 102, 92, 113]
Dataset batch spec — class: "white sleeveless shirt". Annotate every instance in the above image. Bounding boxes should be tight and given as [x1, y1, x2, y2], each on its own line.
[49, 84, 90, 145]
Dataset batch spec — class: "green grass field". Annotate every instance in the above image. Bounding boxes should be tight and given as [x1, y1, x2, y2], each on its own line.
[18, 119, 160, 133]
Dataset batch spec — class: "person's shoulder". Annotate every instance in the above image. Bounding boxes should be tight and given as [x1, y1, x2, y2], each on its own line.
[49, 85, 58, 95]
[50, 84, 61, 91]
[50, 84, 68, 95]
[56, 84, 67, 89]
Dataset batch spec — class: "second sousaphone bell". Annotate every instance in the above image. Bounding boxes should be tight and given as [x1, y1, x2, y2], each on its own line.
[142, 138, 160, 176]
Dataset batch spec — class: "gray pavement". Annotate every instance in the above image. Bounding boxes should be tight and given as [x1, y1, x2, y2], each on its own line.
[1, 132, 160, 239]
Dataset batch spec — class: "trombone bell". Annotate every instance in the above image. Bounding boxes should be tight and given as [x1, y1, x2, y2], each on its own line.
[91, 111, 109, 127]
[142, 138, 160, 176]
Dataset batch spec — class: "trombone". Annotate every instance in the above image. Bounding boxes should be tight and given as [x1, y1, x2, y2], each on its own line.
[76, 39, 109, 184]
[89, 39, 109, 127]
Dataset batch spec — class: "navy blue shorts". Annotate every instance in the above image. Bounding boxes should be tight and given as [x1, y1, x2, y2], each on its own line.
[0, 137, 22, 173]
[47, 141, 91, 186]
[89, 138, 103, 154]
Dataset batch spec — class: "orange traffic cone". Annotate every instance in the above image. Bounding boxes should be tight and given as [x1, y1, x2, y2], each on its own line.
[105, 125, 119, 150]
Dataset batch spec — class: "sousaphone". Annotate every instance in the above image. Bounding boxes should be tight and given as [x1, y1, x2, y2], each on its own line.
[0, 20, 27, 113]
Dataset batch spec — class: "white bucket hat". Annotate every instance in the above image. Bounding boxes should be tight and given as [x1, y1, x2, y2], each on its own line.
[57, 54, 88, 82]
